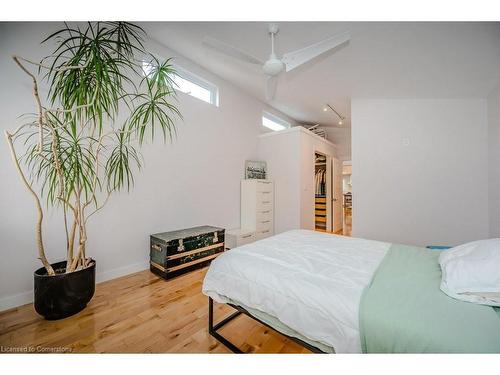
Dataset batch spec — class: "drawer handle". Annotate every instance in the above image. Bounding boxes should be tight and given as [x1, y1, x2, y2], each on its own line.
[261, 220, 270, 224]
[261, 230, 270, 234]
[151, 244, 162, 251]
[258, 181, 271, 184]
[261, 210, 271, 214]
[241, 234, 253, 239]
[261, 191, 271, 194]
[262, 201, 270, 204]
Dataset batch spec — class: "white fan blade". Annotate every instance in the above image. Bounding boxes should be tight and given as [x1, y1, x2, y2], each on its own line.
[266, 76, 278, 100]
[282, 31, 350, 72]
[203, 36, 264, 65]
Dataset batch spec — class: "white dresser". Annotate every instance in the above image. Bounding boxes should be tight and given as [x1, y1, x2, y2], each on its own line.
[225, 228, 256, 249]
[226, 179, 275, 249]
[241, 179, 274, 240]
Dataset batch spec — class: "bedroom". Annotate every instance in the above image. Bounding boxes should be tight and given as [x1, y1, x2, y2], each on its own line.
[1, 0, 500, 372]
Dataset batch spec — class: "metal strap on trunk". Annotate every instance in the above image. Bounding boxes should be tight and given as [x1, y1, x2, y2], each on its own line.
[167, 243, 223, 260]
[177, 238, 185, 252]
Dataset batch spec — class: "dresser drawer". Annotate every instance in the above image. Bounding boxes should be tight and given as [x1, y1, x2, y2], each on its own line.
[256, 180, 273, 193]
[256, 219, 273, 232]
[257, 189, 273, 201]
[256, 198, 273, 211]
[257, 190, 273, 205]
[256, 209, 273, 222]
[255, 228, 273, 240]
[238, 232, 256, 246]
[226, 229, 256, 249]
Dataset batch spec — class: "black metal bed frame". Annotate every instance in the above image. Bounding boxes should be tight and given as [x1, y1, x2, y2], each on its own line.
[208, 297, 326, 354]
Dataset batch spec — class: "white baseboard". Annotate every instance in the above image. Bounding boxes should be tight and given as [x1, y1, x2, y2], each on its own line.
[0, 260, 150, 312]
[0, 291, 33, 312]
[95, 260, 149, 284]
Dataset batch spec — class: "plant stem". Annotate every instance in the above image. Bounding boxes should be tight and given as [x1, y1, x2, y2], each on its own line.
[4, 131, 55, 276]
[67, 218, 77, 267]
[12, 56, 44, 153]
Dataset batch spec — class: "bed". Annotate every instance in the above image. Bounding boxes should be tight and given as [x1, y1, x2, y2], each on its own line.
[202, 229, 500, 353]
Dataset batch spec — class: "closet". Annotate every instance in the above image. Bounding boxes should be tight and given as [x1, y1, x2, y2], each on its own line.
[315, 153, 327, 231]
[257, 126, 341, 234]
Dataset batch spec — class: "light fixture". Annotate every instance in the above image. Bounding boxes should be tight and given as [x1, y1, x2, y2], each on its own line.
[323, 103, 346, 126]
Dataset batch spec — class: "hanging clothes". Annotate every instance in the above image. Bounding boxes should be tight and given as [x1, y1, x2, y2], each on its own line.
[315, 168, 326, 196]
[322, 170, 326, 195]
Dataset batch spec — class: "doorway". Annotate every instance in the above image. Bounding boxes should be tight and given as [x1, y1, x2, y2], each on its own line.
[341, 161, 352, 236]
[332, 157, 343, 233]
[314, 152, 343, 233]
[314, 152, 328, 231]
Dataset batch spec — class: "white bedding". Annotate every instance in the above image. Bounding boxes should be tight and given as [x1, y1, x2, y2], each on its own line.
[202, 229, 390, 353]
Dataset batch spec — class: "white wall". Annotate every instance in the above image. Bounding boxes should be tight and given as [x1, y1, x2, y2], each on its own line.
[0, 22, 298, 310]
[352, 99, 489, 247]
[257, 127, 337, 233]
[488, 84, 500, 237]
[257, 129, 302, 233]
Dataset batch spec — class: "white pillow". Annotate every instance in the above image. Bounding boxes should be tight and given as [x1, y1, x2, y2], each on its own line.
[439, 239, 500, 307]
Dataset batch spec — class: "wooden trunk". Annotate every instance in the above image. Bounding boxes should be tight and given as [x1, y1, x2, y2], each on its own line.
[150, 226, 225, 280]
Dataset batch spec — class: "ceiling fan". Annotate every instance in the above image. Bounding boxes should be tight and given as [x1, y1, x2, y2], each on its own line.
[203, 24, 350, 100]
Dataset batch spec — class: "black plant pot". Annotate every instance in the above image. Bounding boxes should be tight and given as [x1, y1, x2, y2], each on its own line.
[34, 259, 96, 320]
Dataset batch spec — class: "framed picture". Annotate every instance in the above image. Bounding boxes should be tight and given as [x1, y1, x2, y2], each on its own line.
[245, 160, 267, 180]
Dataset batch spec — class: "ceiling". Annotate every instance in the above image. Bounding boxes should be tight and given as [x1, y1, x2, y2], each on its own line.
[142, 22, 500, 160]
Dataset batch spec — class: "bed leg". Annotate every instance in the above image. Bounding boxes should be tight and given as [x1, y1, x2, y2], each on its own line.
[208, 297, 215, 333]
[208, 297, 243, 353]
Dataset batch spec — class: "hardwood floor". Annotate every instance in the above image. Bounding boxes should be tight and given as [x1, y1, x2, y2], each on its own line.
[0, 221, 353, 354]
[343, 209, 352, 236]
[323, 209, 352, 236]
[0, 266, 310, 354]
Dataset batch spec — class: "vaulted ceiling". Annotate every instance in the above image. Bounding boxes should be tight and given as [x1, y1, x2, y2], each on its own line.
[142, 22, 500, 160]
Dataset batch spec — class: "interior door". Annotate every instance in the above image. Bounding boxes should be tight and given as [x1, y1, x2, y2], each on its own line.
[325, 156, 332, 232]
[332, 157, 343, 233]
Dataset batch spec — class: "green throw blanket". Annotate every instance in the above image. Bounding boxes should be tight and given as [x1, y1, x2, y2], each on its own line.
[359, 244, 500, 353]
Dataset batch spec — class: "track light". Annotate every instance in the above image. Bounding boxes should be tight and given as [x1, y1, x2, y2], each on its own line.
[323, 103, 346, 126]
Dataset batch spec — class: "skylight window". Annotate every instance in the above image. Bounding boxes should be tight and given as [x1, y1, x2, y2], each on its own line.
[172, 74, 212, 104]
[142, 60, 218, 106]
[262, 112, 289, 131]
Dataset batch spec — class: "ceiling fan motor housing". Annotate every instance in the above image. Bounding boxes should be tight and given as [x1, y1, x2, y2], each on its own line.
[263, 55, 285, 76]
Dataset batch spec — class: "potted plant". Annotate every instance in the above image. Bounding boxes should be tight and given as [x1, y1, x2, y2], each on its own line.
[4, 22, 181, 320]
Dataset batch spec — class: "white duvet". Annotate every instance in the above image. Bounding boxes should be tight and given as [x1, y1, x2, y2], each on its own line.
[202, 229, 390, 353]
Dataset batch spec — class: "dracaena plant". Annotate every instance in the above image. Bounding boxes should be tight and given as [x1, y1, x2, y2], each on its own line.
[5, 22, 181, 275]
